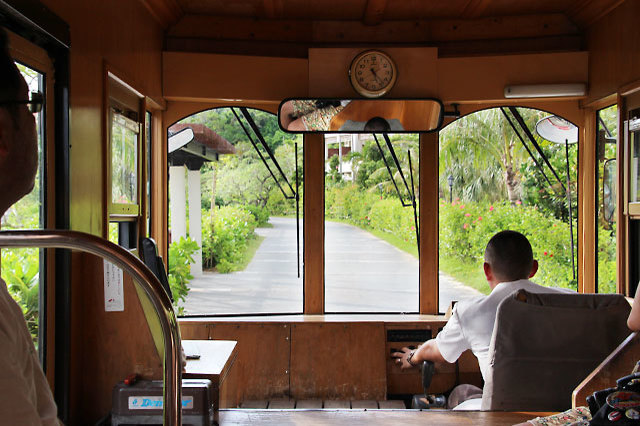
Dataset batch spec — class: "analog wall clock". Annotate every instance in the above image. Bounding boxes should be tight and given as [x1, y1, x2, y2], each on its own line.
[348, 50, 397, 98]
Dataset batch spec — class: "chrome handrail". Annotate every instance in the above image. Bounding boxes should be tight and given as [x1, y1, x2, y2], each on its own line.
[0, 230, 182, 425]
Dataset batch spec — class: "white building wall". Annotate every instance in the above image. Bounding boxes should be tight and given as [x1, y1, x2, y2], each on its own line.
[188, 169, 203, 276]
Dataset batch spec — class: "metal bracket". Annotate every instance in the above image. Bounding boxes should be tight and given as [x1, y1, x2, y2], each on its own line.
[444, 103, 461, 118]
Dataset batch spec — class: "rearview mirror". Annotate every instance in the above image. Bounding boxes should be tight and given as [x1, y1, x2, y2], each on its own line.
[278, 98, 444, 133]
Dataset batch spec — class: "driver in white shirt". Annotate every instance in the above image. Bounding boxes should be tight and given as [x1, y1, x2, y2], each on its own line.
[392, 230, 573, 409]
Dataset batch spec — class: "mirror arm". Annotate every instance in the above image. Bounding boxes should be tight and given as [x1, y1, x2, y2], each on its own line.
[443, 103, 461, 118]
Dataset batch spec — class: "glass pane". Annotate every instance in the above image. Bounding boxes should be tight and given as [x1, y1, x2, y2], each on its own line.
[146, 111, 152, 236]
[324, 133, 419, 312]
[168, 108, 304, 315]
[1, 63, 45, 352]
[111, 111, 139, 205]
[630, 117, 640, 204]
[596, 105, 617, 293]
[439, 108, 578, 313]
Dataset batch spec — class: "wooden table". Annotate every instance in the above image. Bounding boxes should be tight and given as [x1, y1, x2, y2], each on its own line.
[182, 339, 239, 413]
[218, 409, 551, 425]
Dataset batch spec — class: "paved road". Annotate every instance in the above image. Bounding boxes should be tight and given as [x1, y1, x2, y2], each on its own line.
[181, 217, 481, 315]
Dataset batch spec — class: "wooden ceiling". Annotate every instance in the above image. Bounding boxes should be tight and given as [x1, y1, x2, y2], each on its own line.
[140, 0, 625, 57]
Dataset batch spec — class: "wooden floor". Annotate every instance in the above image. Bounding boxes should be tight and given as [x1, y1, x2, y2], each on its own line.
[218, 409, 549, 425]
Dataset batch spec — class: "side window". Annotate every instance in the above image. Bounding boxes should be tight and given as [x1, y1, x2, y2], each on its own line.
[596, 105, 617, 293]
[145, 111, 152, 238]
[1, 43, 51, 363]
[106, 73, 144, 250]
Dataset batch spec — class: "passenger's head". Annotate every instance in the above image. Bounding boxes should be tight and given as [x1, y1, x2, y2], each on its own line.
[483, 230, 538, 288]
[0, 27, 38, 217]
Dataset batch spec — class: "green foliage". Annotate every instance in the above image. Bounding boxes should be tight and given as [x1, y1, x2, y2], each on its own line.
[244, 204, 270, 227]
[1, 249, 39, 345]
[325, 185, 418, 246]
[439, 200, 584, 291]
[266, 187, 298, 216]
[201, 206, 257, 273]
[168, 237, 199, 313]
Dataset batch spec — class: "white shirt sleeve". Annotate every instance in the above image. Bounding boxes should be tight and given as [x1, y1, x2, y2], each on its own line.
[435, 307, 471, 363]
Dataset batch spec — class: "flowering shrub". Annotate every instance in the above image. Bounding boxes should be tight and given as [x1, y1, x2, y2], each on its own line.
[439, 200, 601, 291]
[325, 186, 615, 293]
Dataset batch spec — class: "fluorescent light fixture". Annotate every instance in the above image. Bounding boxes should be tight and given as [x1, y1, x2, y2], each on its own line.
[504, 83, 586, 99]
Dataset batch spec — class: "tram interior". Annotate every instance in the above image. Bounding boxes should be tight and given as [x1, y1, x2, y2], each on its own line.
[3, 0, 640, 424]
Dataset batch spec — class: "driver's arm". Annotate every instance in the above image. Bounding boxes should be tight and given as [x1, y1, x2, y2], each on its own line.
[391, 305, 469, 369]
[392, 339, 447, 370]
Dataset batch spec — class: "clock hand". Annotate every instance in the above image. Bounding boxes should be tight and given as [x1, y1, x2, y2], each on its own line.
[370, 68, 384, 84]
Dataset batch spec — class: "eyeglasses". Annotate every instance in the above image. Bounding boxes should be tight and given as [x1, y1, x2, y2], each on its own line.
[0, 91, 44, 113]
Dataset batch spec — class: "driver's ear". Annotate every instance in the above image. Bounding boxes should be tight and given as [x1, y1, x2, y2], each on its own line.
[528, 260, 539, 278]
[483, 262, 493, 282]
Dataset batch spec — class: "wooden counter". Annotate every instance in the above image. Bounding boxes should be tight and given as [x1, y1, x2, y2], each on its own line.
[182, 339, 239, 409]
[218, 409, 551, 425]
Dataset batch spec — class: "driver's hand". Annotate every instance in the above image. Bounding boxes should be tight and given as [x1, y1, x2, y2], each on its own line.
[391, 346, 415, 370]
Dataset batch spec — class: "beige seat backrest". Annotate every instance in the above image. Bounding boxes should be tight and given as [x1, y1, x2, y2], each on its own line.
[481, 289, 631, 411]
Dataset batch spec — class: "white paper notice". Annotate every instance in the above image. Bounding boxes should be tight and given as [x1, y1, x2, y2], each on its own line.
[104, 260, 124, 311]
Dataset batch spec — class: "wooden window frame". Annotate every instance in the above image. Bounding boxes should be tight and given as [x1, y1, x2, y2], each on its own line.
[104, 68, 146, 251]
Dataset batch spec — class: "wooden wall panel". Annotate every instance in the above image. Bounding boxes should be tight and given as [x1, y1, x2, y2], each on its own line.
[437, 52, 588, 103]
[208, 323, 291, 401]
[573, 332, 640, 407]
[179, 322, 209, 339]
[41, 0, 164, 237]
[163, 51, 308, 102]
[587, 1, 640, 104]
[290, 323, 386, 400]
[36, 2, 166, 423]
[163, 50, 589, 104]
[72, 253, 163, 424]
[308, 47, 439, 98]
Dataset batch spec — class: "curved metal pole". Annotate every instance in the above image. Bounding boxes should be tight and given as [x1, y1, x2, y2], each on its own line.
[0, 230, 182, 425]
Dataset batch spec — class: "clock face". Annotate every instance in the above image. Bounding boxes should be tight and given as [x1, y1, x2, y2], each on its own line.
[349, 50, 397, 98]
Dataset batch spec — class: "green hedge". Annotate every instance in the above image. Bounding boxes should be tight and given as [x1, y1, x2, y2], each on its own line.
[439, 200, 581, 290]
[325, 185, 417, 244]
[201, 205, 257, 273]
[324, 185, 612, 293]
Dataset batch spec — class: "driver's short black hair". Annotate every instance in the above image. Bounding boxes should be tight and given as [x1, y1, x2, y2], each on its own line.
[0, 27, 23, 106]
[484, 230, 534, 282]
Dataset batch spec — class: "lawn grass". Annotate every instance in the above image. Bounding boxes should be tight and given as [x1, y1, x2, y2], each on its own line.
[235, 234, 265, 271]
[438, 256, 491, 295]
